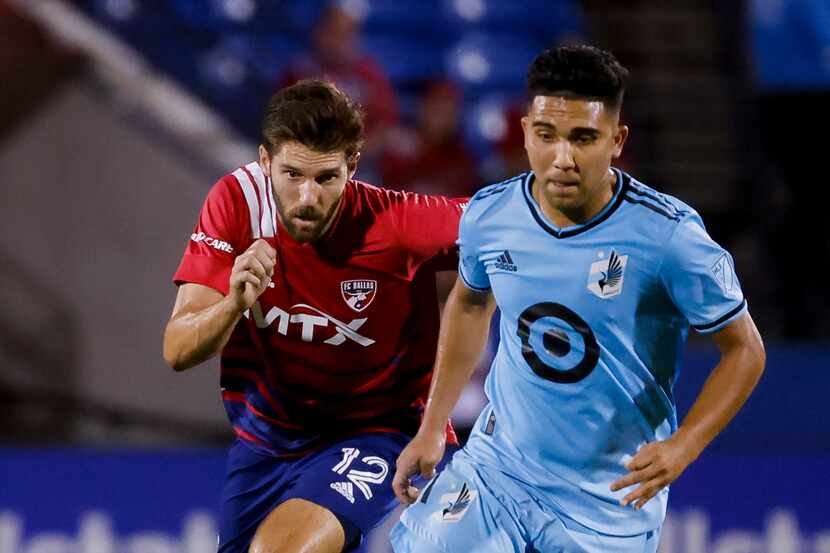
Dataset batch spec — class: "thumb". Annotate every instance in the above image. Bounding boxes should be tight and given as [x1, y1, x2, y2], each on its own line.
[420, 459, 437, 480]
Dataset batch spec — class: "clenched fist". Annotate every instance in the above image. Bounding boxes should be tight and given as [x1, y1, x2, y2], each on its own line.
[228, 239, 277, 310]
[392, 427, 447, 505]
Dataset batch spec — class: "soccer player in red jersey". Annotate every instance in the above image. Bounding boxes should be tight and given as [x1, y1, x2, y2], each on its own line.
[163, 80, 466, 553]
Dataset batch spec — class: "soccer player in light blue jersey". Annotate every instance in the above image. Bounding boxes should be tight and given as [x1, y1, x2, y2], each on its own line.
[389, 45, 766, 553]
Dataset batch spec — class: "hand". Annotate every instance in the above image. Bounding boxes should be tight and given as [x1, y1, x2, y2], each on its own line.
[610, 433, 699, 510]
[392, 428, 446, 505]
[228, 239, 277, 311]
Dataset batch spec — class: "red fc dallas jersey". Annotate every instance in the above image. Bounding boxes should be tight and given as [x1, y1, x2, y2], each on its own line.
[173, 161, 466, 456]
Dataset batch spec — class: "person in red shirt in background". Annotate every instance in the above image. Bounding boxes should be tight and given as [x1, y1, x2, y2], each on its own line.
[163, 80, 463, 553]
[280, 2, 399, 158]
[379, 80, 481, 198]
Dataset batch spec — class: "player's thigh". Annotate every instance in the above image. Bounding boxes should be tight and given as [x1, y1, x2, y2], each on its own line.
[248, 498, 344, 553]
[533, 513, 661, 553]
[218, 440, 294, 553]
[391, 456, 528, 553]
[285, 432, 412, 551]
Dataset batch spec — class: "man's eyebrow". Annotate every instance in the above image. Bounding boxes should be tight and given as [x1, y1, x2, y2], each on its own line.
[278, 164, 342, 175]
[570, 127, 601, 135]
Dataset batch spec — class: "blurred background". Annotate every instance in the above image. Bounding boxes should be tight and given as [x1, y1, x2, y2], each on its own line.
[1, 0, 828, 551]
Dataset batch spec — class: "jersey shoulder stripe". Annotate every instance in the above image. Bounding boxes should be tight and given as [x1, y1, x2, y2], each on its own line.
[623, 177, 695, 223]
[623, 193, 683, 221]
[231, 162, 278, 240]
[469, 173, 526, 204]
[463, 173, 527, 227]
[628, 178, 693, 215]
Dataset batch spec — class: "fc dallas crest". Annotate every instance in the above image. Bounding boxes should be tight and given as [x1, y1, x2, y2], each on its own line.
[341, 279, 377, 312]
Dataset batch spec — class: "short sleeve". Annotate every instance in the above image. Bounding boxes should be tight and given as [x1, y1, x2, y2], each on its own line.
[394, 193, 467, 273]
[659, 214, 747, 334]
[172, 176, 249, 295]
[457, 206, 490, 291]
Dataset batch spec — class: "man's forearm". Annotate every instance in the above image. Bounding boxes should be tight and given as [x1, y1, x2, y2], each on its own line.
[421, 283, 495, 433]
[163, 295, 244, 371]
[675, 322, 765, 457]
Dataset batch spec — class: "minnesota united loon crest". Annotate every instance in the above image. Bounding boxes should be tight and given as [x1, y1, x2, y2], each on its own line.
[587, 249, 628, 299]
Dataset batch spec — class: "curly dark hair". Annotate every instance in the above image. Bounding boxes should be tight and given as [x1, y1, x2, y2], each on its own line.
[261, 79, 365, 158]
[527, 45, 629, 110]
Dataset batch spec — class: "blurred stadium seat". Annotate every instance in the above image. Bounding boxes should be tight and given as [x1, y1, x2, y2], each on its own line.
[358, 0, 451, 38]
[169, 0, 293, 34]
[447, 32, 544, 94]
[361, 34, 444, 87]
[443, 0, 583, 36]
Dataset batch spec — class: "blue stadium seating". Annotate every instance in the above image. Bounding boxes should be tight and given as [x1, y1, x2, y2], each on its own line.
[361, 35, 445, 87]
[82, 0, 583, 147]
[443, 0, 584, 37]
[447, 32, 544, 93]
[359, 0, 453, 38]
[168, 0, 293, 34]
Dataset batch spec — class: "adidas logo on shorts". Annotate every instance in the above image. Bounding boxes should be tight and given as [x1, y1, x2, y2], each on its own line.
[330, 481, 355, 504]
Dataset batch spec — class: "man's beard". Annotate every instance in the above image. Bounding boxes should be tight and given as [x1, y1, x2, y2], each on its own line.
[274, 195, 341, 243]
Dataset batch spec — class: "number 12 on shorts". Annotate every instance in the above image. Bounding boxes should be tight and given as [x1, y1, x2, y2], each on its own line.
[331, 448, 389, 501]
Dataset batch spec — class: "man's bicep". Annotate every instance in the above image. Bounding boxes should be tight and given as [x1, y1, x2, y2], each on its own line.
[710, 311, 765, 357]
[661, 216, 746, 333]
[170, 283, 225, 320]
[452, 275, 496, 311]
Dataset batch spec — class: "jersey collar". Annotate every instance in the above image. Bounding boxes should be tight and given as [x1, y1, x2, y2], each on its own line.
[522, 168, 629, 239]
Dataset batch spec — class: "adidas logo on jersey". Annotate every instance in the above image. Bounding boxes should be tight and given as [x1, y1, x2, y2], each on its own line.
[494, 250, 518, 272]
[330, 482, 355, 504]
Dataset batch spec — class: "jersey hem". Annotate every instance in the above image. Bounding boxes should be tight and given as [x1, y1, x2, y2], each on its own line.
[458, 264, 490, 291]
[173, 253, 232, 295]
[692, 299, 748, 334]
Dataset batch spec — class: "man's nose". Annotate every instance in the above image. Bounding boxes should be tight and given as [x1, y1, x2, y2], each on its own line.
[298, 179, 320, 205]
[553, 141, 575, 171]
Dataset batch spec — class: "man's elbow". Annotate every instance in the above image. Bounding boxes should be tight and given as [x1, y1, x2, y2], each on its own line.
[163, 326, 192, 372]
[163, 342, 188, 372]
[745, 331, 766, 384]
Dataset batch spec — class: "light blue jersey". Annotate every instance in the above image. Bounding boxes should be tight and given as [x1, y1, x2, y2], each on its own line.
[454, 168, 747, 535]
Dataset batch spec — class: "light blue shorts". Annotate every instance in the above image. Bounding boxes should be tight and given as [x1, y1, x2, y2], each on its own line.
[390, 452, 661, 553]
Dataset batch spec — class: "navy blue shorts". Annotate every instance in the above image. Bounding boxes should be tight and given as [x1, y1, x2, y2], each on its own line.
[218, 433, 411, 553]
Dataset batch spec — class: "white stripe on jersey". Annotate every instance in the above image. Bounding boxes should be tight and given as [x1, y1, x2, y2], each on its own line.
[233, 168, 262, 239]
[246, 162, 277, 238]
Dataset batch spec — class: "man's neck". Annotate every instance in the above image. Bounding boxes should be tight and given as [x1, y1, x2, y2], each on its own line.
[534, 169, 617, 229]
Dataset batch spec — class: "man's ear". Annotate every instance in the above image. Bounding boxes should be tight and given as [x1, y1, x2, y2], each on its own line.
[259, 145, 271, 177]
[347, 152, 361, 178]
[612, 125, 629, 159]
[520, 116, 530, 149]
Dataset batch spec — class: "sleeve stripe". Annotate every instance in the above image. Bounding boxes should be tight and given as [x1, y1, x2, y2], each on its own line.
[232, 168, 262, 239]
[246, 162, 276, 238]
[458, 264, 490, 291]
[692, 299, 747, 332]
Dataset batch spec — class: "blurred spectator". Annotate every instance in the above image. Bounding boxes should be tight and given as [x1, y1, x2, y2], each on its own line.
[279, 2, 399, 157]
[493, 104, 529, 179]
[379, 80, 480, 197]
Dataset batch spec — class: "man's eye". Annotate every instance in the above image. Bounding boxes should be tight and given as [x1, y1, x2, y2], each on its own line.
[576, 135, 595, 144]
[286, 170, 301, 178]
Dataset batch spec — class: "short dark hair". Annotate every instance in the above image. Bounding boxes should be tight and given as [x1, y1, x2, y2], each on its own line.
[527, 45, 629, 110]
[261, 79, 365, 159]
